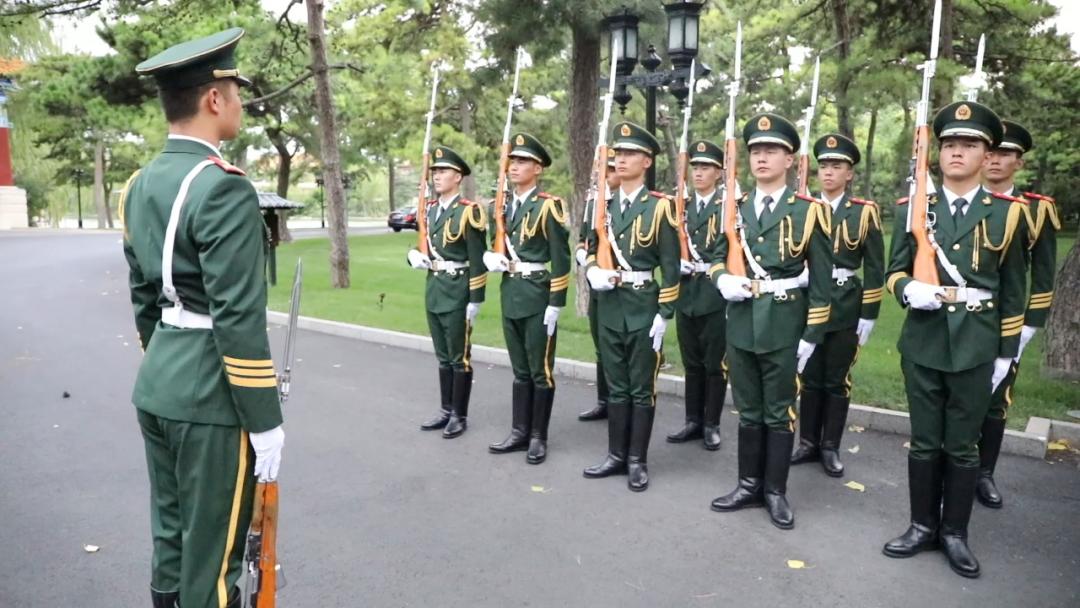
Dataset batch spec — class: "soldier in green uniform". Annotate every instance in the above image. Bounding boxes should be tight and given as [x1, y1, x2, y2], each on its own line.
[666, 140, 728, 451]
[709, 113, 833, 530]
[976, 120, 1059, 508]
[485, 133, 571, 464]
[408, 146, 488, 439]
[791, 134, 884, 477]
[582, 122, 682, 492]
[575, 149, 620, 421]
[882, 102, 1027, 578]
[121, 29, 284, 608]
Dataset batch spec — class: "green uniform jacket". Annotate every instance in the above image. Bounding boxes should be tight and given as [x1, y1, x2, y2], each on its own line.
[121, 138, 283, 433]
[496, 191, 572, 319]
[824, 193, 886, 331]
[1021, 192, 1059, 327]
[679, 191, 729, 317]
[886, 188, 1027, 372]
[422, 195, 488, 314]
[585, 189, 682, 332]
[709, 188, 834, 353]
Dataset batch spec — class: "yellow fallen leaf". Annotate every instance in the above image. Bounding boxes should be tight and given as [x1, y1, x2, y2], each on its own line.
[1047, 439, 1069, 451]
[848, 424, 865, 433]
[786, 559, 806, 569]
[844, 481, 866, 492]
[531, 485, 545, 493]
[847, 445, 860, 454]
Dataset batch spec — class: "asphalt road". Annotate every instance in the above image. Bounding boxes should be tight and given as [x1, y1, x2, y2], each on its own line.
[1, 230, 1077, 607]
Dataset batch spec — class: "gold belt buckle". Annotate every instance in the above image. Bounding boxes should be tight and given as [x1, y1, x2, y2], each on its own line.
[940, 287, 959, 303]
[750, 280, 762, 298]
[507, 260, 517, 273]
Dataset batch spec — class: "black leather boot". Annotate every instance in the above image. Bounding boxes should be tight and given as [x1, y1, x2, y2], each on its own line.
[151, 589, 179, 608]
[579, 363, 610, 420]
[628, 405, 656, 492]
[702, 374, 725, 451]
[790, 388, 824, 464]
[711, 424, 766, 511]
[820, 393, 850, 477]
[764, 428, 796, 529]
[527, 386, 555, 464]
[583, 402, 630, 478]
[443, 369, 472, 439]
[940, 459, 981, 578]
[490, 380, 532, 453]
[883, 455, 943, 558]
[420, 366, 454, 430]
[975, 416, 1005, 509]
[667, 372, 704, 443]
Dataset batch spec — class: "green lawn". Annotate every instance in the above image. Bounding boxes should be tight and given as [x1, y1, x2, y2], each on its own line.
[268, 231, 1079, 429]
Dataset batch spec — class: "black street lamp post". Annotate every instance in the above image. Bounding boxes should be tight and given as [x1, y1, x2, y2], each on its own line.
[315, 176, 325, 228]
[74, 167, 85, 229]
[602, 1, 710, 190]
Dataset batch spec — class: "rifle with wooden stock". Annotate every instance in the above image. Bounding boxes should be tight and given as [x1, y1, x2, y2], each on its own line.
[493, 47, 525, 256]
[722, 22, 746, 277]
[795, 56, 820, 196]
[592, 38, 620, 271]
[673, 59, 697, 263]
[906, 0, 943, 285]
[415, 65, 440, 256]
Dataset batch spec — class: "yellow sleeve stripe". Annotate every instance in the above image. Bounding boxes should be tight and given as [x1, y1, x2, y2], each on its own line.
[1001, 326, 1022, 337]
[862, 288, 884, 296]
[222, 356, 273, 368]
[549, 274, 571, 289]
[228, 375, 278, 388]
[1029, 292, 1053, 303]
[1001, 314, 1025, 325]
[1028, 300, 1052, 310]
[808, 306, 832, 314]
[709, 263, 725, 274]
[658, 294, 680, 303]
[862, 293, 883, 304]
[225, 365, 276, 378]
[807, 316, 830, 325]
[886, 272, 909, 295]
[1001, 319, 1025, 330]
[469, 276, 487, 288]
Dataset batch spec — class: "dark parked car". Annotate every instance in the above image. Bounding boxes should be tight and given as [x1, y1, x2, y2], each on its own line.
[388, 206, 418, 232]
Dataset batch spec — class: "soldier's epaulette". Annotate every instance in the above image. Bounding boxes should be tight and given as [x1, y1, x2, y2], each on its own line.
[459, 198, 477, 205]
[850, 196, 877, 206]
[1023, 191, 1055, 204]
[650, 190, 671, 200]
[426, 199, 438, 206]
[992, 192, 1028, 204]
[538, 191, 562, 200]
[208, 155, 246, 176]
[794, 193, 825, 205]
[896, 196, 909, 206]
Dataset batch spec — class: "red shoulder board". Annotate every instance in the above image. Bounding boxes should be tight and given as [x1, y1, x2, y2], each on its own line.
[459, 198, 476, 206]
[650, 190, 671, 199]
[794, 193, 824, 204]
[993, 192, 1027, 204]
[426, 199, 438, 206]
[849, 197, 876, 206]
[896, 197, 909, 206]
[1023, 191, 1055, 204]
[538, 191, 560, 200]
[208, 156, 246, 176]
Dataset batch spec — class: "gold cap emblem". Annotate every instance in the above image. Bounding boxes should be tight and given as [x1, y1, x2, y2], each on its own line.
[696, 142, 707, 152]
[515, 134, 525, 146]
[826, 136, 838, 148]
[620, 124, 631, 137]
[758, 116, 771, 130]
[607, 148, 616, 158]
[435, 148, 443, 158]
[955, 104, 972, 120]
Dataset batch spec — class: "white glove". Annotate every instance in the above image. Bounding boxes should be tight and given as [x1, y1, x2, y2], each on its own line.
[991, 357, 1013, 392]
[543, 305, 560, 336]
[249, 425, 285, 482]
[648, 314, 667, 352]
[796, 265, 809, 288]
[796, 339, 816, 373]
[856, 318, 875, 346]
[680, 259, 695, 276]
[1016, 325, 1037, 362]
[483, 251, 510, 273]
[407, 249, 431, 270]
[586, 266, 618, 291]
[466, 302, 481, 324]
[716, 273, 752, 302]
[903, 280, 945, 311]
[575, 248, 588, 267]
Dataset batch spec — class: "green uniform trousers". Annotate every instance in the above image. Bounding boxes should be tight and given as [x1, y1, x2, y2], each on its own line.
[503, 312, 557, 389]
[138, 409, 253, 608]
[427, 307, 472, 372]
[599, 323, 661, 408]
[987, 360, 1020, 421]
[901, 357, 993, 465]
[801, 328, 859, 397]
[728, 344, 799, 431]
[675, 309, 727, 378]
[588, 292, 602, 366]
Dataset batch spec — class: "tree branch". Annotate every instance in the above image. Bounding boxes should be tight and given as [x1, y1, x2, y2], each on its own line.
[244, 62, 364, 109]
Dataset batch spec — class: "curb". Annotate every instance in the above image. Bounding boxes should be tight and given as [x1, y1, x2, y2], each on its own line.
[268, 311, 1052, 459]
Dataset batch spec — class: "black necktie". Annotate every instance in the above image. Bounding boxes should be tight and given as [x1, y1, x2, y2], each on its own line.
[697, 198, 706, 214]
[952, 197, 968, 220]
[759, 196, 774, 222]
[511, 200, 520, 221]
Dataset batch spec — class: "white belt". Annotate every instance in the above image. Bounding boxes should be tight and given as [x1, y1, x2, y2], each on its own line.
[507, 261, 547, 275]
[161, 306, 213, 329]
[941, 287, 993, 305]
[430, 260, 468, 273]
[617, 270, 654, 286]
[832, 267, 857, 285]
[750, 276, 802, 297]
[690, 262, 711, 274]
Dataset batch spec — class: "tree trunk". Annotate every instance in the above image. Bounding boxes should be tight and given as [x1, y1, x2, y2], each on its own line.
[568, 22, 600, 317]
[830, 0, 852, 136]
[659, 110, 678, 190]
[935, 0, 955, 106]
[268, 129, 294, 243]
[459, 95, 477, 202]
[1044, 237, 1080, 380]
[306, 0, 350, 288]
[93, 139, 112, 229]
[862, 105, 878, 198]
[387, 155, 395, 213]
